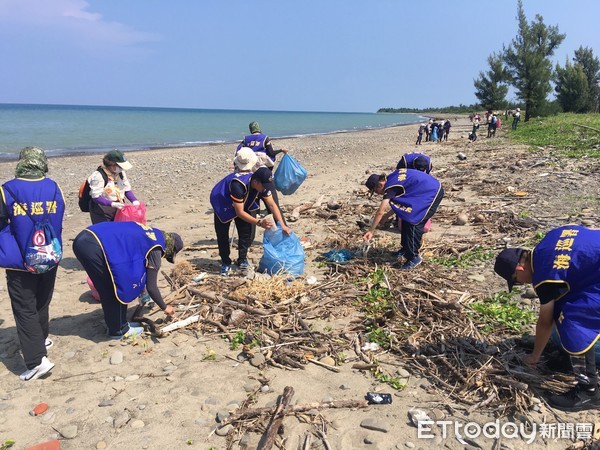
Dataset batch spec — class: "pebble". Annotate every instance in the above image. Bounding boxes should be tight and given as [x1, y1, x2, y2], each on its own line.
[216, 411, 230, 423]
[194, 418, 211, 427]
[455, 213, 469, 226]
[243, 382, 260, 392]
[520, 298, 532, 307]
[396, 368, 410, 378]
[216, 424, 234, 436]
[319, 356, 335, 366]
[0, 403, 9, 411]
[98, 399, 114, 407]
[125, 374, 140, 381]
[522, 287, 538, 298]
[130, 419, 145, 429]
[582, 219, 595, 227]
[162, 365, 177, 373]
[339, 384, 351, 390]
[96, 441, 107, 449]
[41, 411, 57, 424]
[66, 407, 75, 414]
[64, 351, 76, 359]
[113, 410, 130, 428]
[250, 353, 265, 367]
[405, 442, 415, 448]
[60, 424, 78, 439]
[109, 351, 123, 365]
[138, 404, 146, 410]
[260, 385, 270, 393]
[431, 408, 445, 420]
[364, 436, 376, 445]
[205, 397, 218, 405]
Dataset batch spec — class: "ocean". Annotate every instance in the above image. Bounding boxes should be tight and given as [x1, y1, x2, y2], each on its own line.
[0, 104, 424, 159]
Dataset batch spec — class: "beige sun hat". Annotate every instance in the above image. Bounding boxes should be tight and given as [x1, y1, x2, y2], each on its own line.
[234, 147, 259, 172]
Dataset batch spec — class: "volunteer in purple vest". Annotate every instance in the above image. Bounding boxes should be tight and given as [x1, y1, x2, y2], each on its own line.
[73, 222, 183, 340]
[0, 147, 65, 381]
[494, 226, 600, 412]
[363, 169, 444, 270]
[210, 154, 291, 276]
[396, 152, 432, 173]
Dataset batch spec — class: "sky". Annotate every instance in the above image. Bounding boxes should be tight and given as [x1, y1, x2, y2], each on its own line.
[1, 0, 599, 113]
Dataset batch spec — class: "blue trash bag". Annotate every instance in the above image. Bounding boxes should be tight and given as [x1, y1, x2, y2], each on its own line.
[322, 249, 353, 263]
[273, 154, 307, 195]
[258, 224, 305, 276]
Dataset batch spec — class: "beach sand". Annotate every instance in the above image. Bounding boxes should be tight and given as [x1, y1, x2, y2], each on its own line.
[0, 118, 598, 450]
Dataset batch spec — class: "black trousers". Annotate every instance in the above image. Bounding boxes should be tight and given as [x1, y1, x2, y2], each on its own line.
[73, 231, 130, 336]
[7, 267, 57, 369]
[400, 186, 445, 260]
[214, 214, 255, 265]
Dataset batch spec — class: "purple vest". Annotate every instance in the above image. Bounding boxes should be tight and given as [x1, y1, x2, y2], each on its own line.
[210, 172, 260, 223]
[384, 169, 441, 224]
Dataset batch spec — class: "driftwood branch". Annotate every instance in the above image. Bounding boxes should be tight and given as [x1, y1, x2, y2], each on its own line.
[187, 287, 276, 316]
[258, 386, 295, 450]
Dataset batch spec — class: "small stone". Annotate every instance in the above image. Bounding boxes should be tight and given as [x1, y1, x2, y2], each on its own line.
[60, 424, 78, 439]
[339, 384, 351, 390]
[582, 219, 595, 227]
[364, 436, 376, 445]
[41, 411, 56, 424]
[455, 213, 469, 226]
[96, 442, 107, 449]
[131, 419, 145, 429]
[98, 399, 114, 407]
[125, 375, 140, 381]
[138, 404, 146, 410]
[319, 356, 335, 366]
[0, 403, 8, 411]
[109, 351, 123, 365]
[162, 365, 177, 373]
[205, 397, 218, 405]
[520, 298, 532, 307]
[243, 382, 260, 392]
[250, 353, 265, 367]
[113, 410, 130, 428]
[522, 287, 537, 299]
[431, 408, 445, 420]
[405, 442, 415, 448]
[216, 424, 234, 436]
[64, 352, 76, 359]
[239, 434, 250, 447]
[194, 418, 210, 427]
[260, 385, 270, 393]
[66, 407, 75, 414]
[216, 411, 230, 423]
[396, 368, 410, 378]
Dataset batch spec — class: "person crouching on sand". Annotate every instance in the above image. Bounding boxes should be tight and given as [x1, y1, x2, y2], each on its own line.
[363, 169, 444, 270]
[73, 222, 183, 340]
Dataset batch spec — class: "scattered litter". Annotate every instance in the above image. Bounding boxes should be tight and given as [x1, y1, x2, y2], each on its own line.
[366, 392, 392, 404]
[192, 272, 207, 282]
[322, 249, 353, 262]
[29, 402, 49, 416]
[306, 276, 317, 285]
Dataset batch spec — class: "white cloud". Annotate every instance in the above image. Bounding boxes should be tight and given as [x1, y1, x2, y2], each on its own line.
[0, 0, 157, 47]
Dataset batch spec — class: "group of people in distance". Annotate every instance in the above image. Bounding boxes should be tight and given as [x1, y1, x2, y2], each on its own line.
[361, 145, 600, 412]
[1, 120, 599, 414]
[416, 119, 451, 145]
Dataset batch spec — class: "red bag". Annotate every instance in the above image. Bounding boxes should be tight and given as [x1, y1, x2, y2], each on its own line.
[114, 202, 147, 224]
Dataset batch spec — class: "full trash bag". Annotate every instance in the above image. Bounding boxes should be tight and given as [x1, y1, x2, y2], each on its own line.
[258, 224, 305, 276]
[114, 202, 147, 224]
[273, 154, 307, 195]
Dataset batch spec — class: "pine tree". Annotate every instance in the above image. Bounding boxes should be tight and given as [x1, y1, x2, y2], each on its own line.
[555, 59, 589, 113]
[573, 46, 600, 112]
[474, 53, 509, 111]
[503, 0, 565, 121]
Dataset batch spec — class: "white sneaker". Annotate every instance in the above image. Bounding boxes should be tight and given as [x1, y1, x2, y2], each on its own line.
[109, 324, 144, 340]
[19, 356, 55, 381]
[45, 338, 53, 349]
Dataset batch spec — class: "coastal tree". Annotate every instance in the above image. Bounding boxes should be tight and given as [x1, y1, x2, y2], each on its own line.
[503, 0, 565, 121]
[473, 52, 509, 111]
[573, 46, 600, 112]
[555, 58, 589, 113]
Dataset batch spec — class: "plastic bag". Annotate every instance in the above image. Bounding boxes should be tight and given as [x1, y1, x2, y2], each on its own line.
[273, 154, 307, 195]
[114, 202, 147, 224]
[258, 224, 305, 276]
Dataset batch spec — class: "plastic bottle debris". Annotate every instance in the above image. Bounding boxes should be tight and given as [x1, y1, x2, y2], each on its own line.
[366, 392, 392, 404]
[29, 402, 49, 416]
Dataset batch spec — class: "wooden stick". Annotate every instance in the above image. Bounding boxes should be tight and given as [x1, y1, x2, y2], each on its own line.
[218, 399, 370, 426]
[162, 315, 200, 332]
[307, 358, 341, 373]
[187, 287, 276, 316]
[258, 386, 295, 450]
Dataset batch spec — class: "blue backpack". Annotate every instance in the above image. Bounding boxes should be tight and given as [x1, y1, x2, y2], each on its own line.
[3, 185, 62, 274]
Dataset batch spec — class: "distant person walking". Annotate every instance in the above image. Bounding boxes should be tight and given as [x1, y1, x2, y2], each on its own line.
[443, 119, 451, 141]
[0, 147, 65, 380]
[512, 108, 521, 130]
[236, 121, 288, 170]
[415, 123, 425, 145]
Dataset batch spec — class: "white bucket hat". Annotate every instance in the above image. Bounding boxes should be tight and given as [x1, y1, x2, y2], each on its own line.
[234, 147, 258, 172]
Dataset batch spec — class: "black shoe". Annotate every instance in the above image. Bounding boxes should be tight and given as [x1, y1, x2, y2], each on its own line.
[549, 384, 600, 412]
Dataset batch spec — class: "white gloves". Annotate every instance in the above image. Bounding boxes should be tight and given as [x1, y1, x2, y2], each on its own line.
[111, 202, 125, 210]
[132, 201, 140, 206]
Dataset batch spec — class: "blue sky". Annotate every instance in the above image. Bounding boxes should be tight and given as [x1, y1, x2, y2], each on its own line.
[1, 0, 598, 112]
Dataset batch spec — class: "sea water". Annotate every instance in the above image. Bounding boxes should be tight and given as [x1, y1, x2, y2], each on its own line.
[0, 104, 424, 158]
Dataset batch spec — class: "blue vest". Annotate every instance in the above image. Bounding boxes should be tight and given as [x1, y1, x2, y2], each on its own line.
[532, 226, 600, 354]
[397, 153, 432, 173]
[85, 222, 166, 304]
[210, 172, 260, 223]
[242, 133, 274, 163]
[0, 178, 65, 271]
[384, 169, 442, 224]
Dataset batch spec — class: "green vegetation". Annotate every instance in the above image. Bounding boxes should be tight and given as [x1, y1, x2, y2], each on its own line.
[361, 269, 394, 318]
[431, 246, 494, 268]
[371, 367, 405, 390]
[228, 331, 259, 350]
[511, 113, 600, 157]
[469, 291, 537, 334]
[378, 104, 480, 114]
[0, 440, 15, 450]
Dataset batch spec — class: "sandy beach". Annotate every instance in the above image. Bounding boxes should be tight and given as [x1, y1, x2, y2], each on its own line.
[1, 118, 599, 450]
